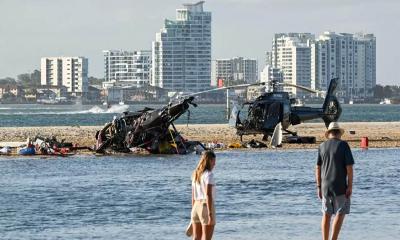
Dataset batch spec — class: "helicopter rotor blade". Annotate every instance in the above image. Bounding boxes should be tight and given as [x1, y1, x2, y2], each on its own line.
[181, 82, 267, 98]
[277, 82, 317, 93]
[275, 82, 325, 95]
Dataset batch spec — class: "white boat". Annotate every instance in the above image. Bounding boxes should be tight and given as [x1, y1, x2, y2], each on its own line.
[379, 98, 391, 104]
[119, 101, 125, 105]
[349, 99, 354, 104]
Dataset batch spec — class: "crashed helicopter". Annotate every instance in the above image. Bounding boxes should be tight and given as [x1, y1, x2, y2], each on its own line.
[95, 96, 206, 154]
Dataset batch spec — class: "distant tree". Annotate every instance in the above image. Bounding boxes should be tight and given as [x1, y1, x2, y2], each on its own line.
[17, 73, 31, 85]
[373, 85, 384, 99]
[383, 86, 393, 98]
[89, 76, 104, 86]
[1, 92, 16, 100]
[15, 70, 41, 87]
[0, 77, 17, 85]
[31, 70, 41, 86]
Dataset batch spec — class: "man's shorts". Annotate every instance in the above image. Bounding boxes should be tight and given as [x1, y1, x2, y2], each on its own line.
[322, 194, 351, 215]
[191, 200, 216, 225]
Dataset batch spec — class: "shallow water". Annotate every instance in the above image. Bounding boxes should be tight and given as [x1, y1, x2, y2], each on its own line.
[0, 148, 399, 239]
[0, 104, 399, 126]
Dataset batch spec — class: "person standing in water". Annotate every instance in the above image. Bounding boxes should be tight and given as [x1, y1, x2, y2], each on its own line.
[191, 150, 216, 240]
[316, 122, 354, 240]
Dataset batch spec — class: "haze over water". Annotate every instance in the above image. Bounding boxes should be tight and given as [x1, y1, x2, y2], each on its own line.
[0, 149, 399, 239]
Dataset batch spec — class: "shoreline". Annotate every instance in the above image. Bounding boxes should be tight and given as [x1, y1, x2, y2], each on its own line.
[1, 122, 400, 151]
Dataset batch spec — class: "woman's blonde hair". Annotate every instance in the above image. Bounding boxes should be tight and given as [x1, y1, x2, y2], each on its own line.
[192, 150, 216, 183]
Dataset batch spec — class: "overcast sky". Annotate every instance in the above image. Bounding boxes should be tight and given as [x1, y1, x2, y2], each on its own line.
[0, 0, 399, 85]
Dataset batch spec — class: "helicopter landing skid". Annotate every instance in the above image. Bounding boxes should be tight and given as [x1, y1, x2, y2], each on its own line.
[283, 129, 297, 136]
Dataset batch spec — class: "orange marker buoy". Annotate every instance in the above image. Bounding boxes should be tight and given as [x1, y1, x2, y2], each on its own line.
[361, 137, 369, 148]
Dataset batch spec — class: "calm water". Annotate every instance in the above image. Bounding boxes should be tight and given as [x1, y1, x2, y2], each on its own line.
[0, 104, 399, 126]
[1, 149, 399, 239]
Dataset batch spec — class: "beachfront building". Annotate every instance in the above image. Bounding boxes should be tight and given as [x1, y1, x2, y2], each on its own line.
[213, 57, 258, 86]
[151, 1, 212, 94]
[312, 32, 376, 99]
[0, 84, 23, 99]
[103, 50, 151, 88]
[40, 57, 88, 95]
[271, 33, 314, 98]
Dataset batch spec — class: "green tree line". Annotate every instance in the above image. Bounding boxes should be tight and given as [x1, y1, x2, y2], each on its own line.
[0, 70, 104, 87]
[374, 85, 400, 99]
[0, 70, 41, 87]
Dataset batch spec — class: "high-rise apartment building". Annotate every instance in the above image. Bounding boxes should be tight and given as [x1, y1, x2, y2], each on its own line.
[40, 57, 88, 95]
[103, 50, 151, 88]
[312, 32, 376, 98]
[151, 1, 211, 93]
[214, 57, 258, 85]
[271, 33, 314, 97]
[265, 51, 272, 66]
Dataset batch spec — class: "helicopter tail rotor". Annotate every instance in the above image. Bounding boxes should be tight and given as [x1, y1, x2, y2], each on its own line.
[228, 101, 240, 127]
[322, 78, 342, 127]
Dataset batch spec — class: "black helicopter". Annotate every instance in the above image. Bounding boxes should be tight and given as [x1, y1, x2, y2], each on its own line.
[231, 78, 342, 141]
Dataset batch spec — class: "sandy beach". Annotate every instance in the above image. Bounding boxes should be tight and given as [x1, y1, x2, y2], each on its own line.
[1, 122, 400, 149]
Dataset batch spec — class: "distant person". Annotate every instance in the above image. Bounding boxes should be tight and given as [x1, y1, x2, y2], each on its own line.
[190, 150, 216, 240]
[315, 122, 354, 240]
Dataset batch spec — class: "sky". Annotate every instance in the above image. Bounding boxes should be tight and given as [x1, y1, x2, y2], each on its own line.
[0, 0, 399, 85]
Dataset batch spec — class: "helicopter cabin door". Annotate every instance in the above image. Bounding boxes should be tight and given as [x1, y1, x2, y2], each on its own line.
[262, 102, 283, 131]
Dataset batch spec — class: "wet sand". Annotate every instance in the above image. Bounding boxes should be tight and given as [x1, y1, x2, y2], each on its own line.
[1, 122, 400, 149]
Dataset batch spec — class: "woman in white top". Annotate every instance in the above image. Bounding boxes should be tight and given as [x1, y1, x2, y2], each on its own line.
[191, 150, 216, 240]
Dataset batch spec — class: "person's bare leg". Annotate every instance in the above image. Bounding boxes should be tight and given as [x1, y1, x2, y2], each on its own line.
[201, 225, 215, 240]
[321, 213, 331, 240]
[192, 223, 202, 240]
[331, 214, 345, 240]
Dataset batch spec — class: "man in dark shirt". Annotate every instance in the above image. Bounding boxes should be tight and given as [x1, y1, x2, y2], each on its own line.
[316, 122, 354, 240]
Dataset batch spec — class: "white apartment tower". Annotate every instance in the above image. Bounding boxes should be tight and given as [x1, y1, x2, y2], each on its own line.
[151, 1, 211, 93]
[40, 57, 88, 95]
[103, 50, 151, 88]
[312, 32, 376, 98]
[214, 57, 258, 85]
[272, 33, 314, 97]
[265, 51, 272, 66]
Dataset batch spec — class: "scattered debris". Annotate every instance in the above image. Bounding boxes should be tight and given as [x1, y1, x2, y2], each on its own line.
[19, 145, 35, 155]
[245, 139, 268, 148]
[284, 136, 316, 144]
[205, 142, 225, 149]
[0, 146, 11, 155]
[228, 142, 242, 148]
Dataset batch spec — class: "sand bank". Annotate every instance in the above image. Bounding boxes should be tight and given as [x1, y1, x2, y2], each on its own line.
[1, 122, 400, 149]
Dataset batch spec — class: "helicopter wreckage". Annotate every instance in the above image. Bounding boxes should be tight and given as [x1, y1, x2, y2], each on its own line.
[95, 96, 206, 154]
[95, 78, 342, 154]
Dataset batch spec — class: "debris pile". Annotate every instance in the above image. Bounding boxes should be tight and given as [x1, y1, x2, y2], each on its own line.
[95, 96, 206, 154]
[0, 136, 88, 156]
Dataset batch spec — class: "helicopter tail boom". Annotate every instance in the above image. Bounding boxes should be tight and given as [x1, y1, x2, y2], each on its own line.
[321, 78, 342, 127]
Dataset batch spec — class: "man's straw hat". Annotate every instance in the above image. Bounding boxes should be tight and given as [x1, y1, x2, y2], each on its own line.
[325, 122, 344, 138]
